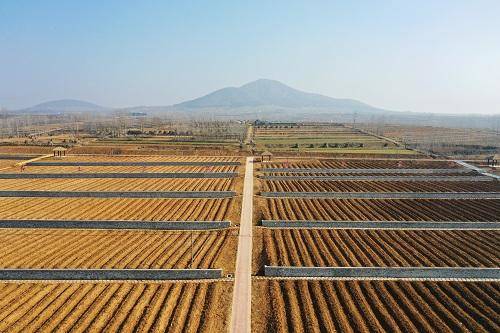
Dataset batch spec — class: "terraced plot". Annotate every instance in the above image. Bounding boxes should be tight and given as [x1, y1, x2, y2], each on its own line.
[257, 228, 499, 268]
[0, 197, 238, 222]
[0, 281, 232, 332]
[0, 164, 239, 174]
[261, 198, 500, 221]
[253, 280, 500, 333]
[0, 178, 235, 192]
[262, 159, 459, 169]
[0, 228, 237, 271]
[261, 180, 500, 193]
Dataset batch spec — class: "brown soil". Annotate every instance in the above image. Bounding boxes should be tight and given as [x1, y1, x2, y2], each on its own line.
[252, 279, 500, 333]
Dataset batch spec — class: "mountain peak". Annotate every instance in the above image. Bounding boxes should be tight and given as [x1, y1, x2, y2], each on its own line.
[176, 79, 381, 113]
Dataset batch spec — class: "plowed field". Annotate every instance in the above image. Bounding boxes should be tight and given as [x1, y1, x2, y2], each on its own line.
[0, 197, 238, 221]
[262, 159, 459, 169]
[261, 198, 500, 221]
[0, 178, 235, 192]
[0, 165, 239, 173]
[257, 228, 499, 268]
[262, 180, 500, 193]
[0, 281, 232, 332]
[43, 155, 241, 163]
[252, 280, 500, 333]
[0, 228, 237, 271]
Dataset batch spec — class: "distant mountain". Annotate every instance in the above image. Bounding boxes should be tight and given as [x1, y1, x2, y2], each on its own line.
[175, 79, 389, 113]
[21, 99, 106, 113]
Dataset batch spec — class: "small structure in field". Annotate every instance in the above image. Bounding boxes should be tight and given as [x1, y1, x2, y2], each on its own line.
[261, 151, 273, 162]
[53, 147, 67, 157]
[486, 154, 499, 167]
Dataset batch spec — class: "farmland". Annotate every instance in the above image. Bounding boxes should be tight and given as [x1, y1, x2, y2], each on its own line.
[0, 197, 239, 222]
[0, 119, 498, 332]
[261, 158, 460, 169]
[260, 198, 499, 221]
[261, 180, 500, 193]
[0, 228, 237, 271]
[40, 155, 242, 163]
[255, 228, 499, 268]
[252, 123, 419, 156]
[0, 177, 237, 192]
[0, 164, 239, 173]
[252, 280, 500, 333]
[0, 281, 232, 333]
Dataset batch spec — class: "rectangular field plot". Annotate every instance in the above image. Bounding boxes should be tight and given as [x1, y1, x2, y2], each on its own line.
[42, 155, 242, 163]
[261, 180, 500, 193]
[256, 229, 499, 268]
[1, 164, 239, 174]
[0, 281, 232, 332]
[0, 229, 237, 271]
[0, 197, 239, 222]
[261, 159, 460, 169]
[252, 280, 500, 333]
[0, 178, 236, 192]
[261, 198, 500, 221]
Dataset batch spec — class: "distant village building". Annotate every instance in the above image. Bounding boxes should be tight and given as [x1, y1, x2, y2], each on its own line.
[52, 147, 67, 157]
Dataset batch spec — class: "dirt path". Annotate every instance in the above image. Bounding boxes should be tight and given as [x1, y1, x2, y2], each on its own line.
[230, 157, 253, 333]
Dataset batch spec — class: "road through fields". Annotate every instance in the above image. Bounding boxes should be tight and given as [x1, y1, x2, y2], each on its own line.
[230, 157, 253, 333]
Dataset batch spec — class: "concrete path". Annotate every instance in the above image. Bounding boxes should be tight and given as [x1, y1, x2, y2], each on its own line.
[28, 161, 240, 166]
[0, 219, 231, 230]
[455, 160, 500, 180]
[261, 175, 492, 182]
[264, 266, 500, 280]
[0, 269, 222, 280]
[260, 168, 471, 174]
[230, 157, 253, 333]
[0, 191, 235, 198]
[0, 172, 238, 179]
[260, 191, 500, 199]
[260, 220, 500, 230]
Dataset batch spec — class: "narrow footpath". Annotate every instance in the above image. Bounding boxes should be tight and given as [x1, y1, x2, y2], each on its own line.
[230, 156, 254, 333]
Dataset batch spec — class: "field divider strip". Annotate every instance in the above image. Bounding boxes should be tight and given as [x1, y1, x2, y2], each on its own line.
[0, 191, 236, 198]
[455, 160, 500, 180]
[264, 266, 500, 280]
[0, 172, 238, 179]
[260, 168, 471, 174]
[260, 175, 492, 181]
[260, 192, 500, 199]
[0, 269, 223, 280]
[27, 161, 241, 166]
[260, 220, 500, 230]
[0, 220, 231, 230]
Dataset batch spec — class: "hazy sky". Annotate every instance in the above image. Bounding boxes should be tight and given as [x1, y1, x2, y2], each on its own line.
[1, 1, 499, 114]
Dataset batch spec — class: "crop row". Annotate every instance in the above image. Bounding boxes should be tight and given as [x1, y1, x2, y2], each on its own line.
[253, 280, 499, 333]
[0, 197, 236, 221]
[1, 165, 239, 174]
[0, 281, 232, 332]
[261, 180, 500, 193]
[0, 178, 235, 192]
[0, 228, 236, 271]
[261, 198, 500, 221]
[261, 159, 459, 169]
[44, 155, 242, 163]
[259, 228, 499, 268]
